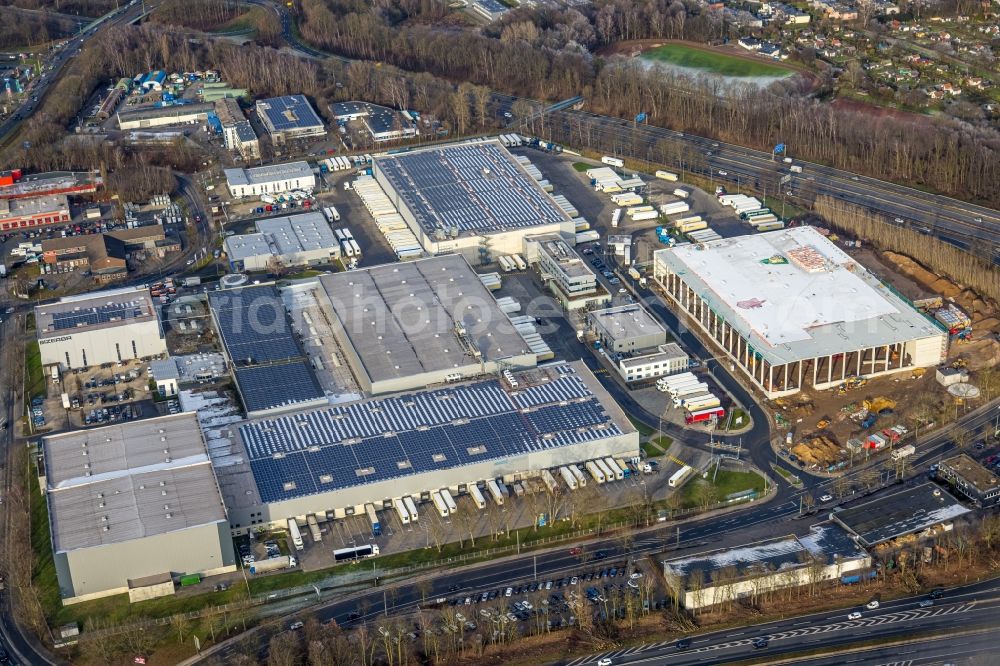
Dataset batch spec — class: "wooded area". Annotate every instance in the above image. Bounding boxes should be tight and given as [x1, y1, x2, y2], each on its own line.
[0, 0, 118, 18]
[0, 8, 75, 48]
[291, 0, 1000, 207]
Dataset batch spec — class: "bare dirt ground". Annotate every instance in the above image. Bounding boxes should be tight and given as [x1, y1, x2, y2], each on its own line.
[830, 97, 935, 127]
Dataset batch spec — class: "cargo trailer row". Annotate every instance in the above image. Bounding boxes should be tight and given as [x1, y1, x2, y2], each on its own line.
[498, 134, 523, 147]
[674, 218, 708, 234]
[553, 194, 578, 219]
[352, 176, 422, 259]
[687, 228, 723, 243]
[626, 205, 655, 216]
[321, 156, 353, 172]
[496, 296, 521, 314]
[479, 272, 502, 291]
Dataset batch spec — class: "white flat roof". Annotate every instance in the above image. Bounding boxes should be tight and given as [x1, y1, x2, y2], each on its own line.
[224, 161, 312, 188]
[656, 227, 945, 365]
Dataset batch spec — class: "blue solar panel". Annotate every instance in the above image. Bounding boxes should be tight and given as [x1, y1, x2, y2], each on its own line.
[234, 362, 324, 414]
[51, 302, 145, 331]
[209, 286, 302, 365]
[240, 365, 625, 502]
[258, 95, 323, 132]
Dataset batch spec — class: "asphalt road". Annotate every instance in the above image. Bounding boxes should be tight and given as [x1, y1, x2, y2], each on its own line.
[508, 99, 1000, 260]
[0, 2, 155, 145]
[568, 577, 1000, 666]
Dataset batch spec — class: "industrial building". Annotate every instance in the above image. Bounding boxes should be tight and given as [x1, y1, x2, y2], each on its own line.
[330, 101, 418, 143]
[617, 343, 690, 383]
[652, 227, 949, 398]
[473, 0, 509, 20]
[150, 352, 228, 397]
[0, 169, 101, 199]
[661, 523, 870, 610]
[214, 98, 260, 160]
[42, 413, 237, 604]
[937, 454, 1000, 508]
[224, 161, 315, 199]
[588, 305, 667, 353]
[373, 141, 574, 262]
[316, 254, 537, 394]
[224, 211, 340, 273]
[35, 286, 167, 370]
[831, 483, 971, 548]
[207, 284, 327, 417]
[255, 95, 325, 144]
[116, 102, 214, 130]
[0, 194, 70, 232]
[211, 360, 639, 534]
[523, 234, 609, 311]
[42, 225, 178, 279]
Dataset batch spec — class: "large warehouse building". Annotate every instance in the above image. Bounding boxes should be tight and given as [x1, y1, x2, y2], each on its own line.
[316, 254, 537, 394]
[116, 102, 214, 130]
[255, 95, 325, 144]
[224, 211, 340, 272]
[211, 360, 639, 534]
[35, 286, 167, 370]
[652, 227, 948, 398]
[43, 414, 237, 604]
[372, 141, 574, 262]
[224, 161, 315, 199]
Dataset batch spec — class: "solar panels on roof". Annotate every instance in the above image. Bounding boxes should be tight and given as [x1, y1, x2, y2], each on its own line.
[234, 362, 324, 414]
[374, 142, 567, 238]
[50, 301, 146, 331]
[256, 95, 323, 132]
[240, 364, 622, 502]
[208, 285, 302, 365]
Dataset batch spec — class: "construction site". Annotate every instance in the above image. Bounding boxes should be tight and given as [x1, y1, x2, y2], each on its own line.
[765, 233, 1000, 476]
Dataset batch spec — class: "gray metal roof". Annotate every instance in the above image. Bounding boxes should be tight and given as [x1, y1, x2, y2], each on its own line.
[654, 227, 946, 366]
[590, 304, 666, 343]
[619, 342, 688, 370]
[374, 141, 568, 238]
[318, 254, 533, 384]
[663, 523, 867, 586]
[43, 413, 227, 552]
[832, 483, 971, 546]
[36, 286, 157, 338]
[256, 211, 339, 255]
[224, 161, 312, 188]
[534, 234, 594, 280]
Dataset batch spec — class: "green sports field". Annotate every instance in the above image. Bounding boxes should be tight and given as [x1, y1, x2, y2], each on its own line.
[642, 43, 794, 78]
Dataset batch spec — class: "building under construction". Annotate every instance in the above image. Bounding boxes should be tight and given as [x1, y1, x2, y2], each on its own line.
[652, 227, 948, 398]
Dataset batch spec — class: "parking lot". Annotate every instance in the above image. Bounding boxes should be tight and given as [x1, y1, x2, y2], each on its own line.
[292, 460, 678, 573]
[51, 358, 157, 430]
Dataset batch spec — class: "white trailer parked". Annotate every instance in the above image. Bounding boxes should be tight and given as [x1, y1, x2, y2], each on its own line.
[540, 469, 559, 493]
[403, 496, 419, 522]
[559, 466, 579, 490]
[469, 484, 487, 509]
[585, 460, 606, 484]
[595, 458, 616, 482]
[668, 465, 694, 488]
[570, 464, 588, 487]
[603, 458, 625, 481]
[432, 491, 450, 518]
[486, 479, 505, 505]
[288, 518, 304, 551]
[441, 488, 458, 514]
[393, 498, 411, 525]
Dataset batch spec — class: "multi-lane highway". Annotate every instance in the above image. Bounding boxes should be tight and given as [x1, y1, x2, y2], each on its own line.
[568, 577, 1000, 666]
[516, 101, 1000, 259]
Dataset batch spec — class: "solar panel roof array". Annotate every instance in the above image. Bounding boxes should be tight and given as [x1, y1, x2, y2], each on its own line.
[234, 362, 325, 414]
[374, 141, 568, 238]
[255, 95, 324, 133]
[209, 284, 327, 415]
[208, 285, 302, 366]
[239, 363, 623, 503]
[36, 286, 156, 337]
